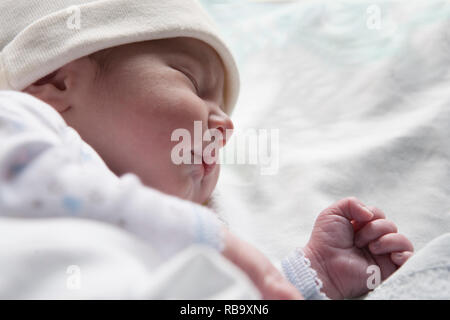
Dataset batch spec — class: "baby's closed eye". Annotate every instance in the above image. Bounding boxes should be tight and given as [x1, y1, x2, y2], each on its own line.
[170, 65, 200, 96]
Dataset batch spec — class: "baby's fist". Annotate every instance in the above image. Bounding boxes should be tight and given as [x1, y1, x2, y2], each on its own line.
[305, 197, 414, 299]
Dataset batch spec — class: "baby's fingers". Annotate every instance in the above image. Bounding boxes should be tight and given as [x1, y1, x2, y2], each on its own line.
[369, 233, 414, 255]
[355, 219, 398, 248]
[391, 251, 414, 266]
[324, 197, 374, 223]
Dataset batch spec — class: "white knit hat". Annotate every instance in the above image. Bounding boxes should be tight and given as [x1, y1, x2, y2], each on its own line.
[0, 0, 240, 114]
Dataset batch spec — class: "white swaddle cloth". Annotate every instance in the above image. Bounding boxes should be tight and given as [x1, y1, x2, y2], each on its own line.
[0, 217, 260, 299]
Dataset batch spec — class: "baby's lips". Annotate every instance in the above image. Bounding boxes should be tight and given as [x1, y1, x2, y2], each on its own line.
[202, 155, 218, 176]
[190, 150, 203, 164]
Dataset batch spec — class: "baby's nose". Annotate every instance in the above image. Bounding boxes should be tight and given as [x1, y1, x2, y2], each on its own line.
[208, 112, 234, 147]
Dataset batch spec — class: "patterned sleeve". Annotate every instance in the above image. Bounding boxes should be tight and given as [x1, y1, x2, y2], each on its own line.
[281, 248, 329, 300]
[0, 90, 225, 260]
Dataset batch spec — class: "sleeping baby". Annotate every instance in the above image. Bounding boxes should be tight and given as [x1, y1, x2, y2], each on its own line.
[0, 0, 413, 299]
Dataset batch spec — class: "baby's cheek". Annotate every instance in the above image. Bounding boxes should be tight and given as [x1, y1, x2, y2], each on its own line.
[201, 163, 221, 199]
[161, 86, 207, 119]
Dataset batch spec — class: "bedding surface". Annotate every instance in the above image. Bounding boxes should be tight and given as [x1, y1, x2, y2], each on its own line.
[202, 0, 450, 263]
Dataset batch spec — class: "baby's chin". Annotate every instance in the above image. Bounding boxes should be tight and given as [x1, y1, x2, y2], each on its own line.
[185, 164, 220, 205]
[140, 163, 220, 205]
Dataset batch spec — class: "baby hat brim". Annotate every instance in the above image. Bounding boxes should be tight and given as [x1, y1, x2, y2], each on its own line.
[0, 0, 240, 115]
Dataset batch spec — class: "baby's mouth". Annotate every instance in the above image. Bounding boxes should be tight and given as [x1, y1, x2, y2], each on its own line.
[202, 158, 216, 176]
[190, 150, 217, 177]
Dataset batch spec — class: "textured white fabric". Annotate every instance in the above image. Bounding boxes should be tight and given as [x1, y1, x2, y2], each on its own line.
[0, 90, 224, 260]
[0, 217, 260, 299]
[0, 0, 239, 114]
[143, 245, 261, 300]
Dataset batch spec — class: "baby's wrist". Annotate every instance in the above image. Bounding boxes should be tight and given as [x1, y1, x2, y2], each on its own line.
[302, 245, 342, 299]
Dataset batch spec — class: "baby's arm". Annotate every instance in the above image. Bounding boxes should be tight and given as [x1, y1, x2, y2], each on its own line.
[0, 90, 301, 299]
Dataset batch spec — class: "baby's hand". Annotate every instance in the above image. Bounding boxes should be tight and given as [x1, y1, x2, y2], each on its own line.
[222, 228, 303, 300]
[303, 197, 414, 299]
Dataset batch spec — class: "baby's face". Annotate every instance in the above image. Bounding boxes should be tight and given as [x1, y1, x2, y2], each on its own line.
[25, 37, 234, 204]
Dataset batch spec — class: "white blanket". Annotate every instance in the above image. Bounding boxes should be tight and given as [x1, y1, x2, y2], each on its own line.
[202, 0, 450, 263]
[0, 217, 260, 299]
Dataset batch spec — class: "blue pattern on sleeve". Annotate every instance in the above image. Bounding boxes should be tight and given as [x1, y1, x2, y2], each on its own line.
[62, 196, 82, 215]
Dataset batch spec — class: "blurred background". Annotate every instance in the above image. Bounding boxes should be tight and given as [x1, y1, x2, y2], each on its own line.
[200, 0, 450, 263]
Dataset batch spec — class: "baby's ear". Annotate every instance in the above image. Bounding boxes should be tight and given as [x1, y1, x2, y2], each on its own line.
[23, 68, 71, 113]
